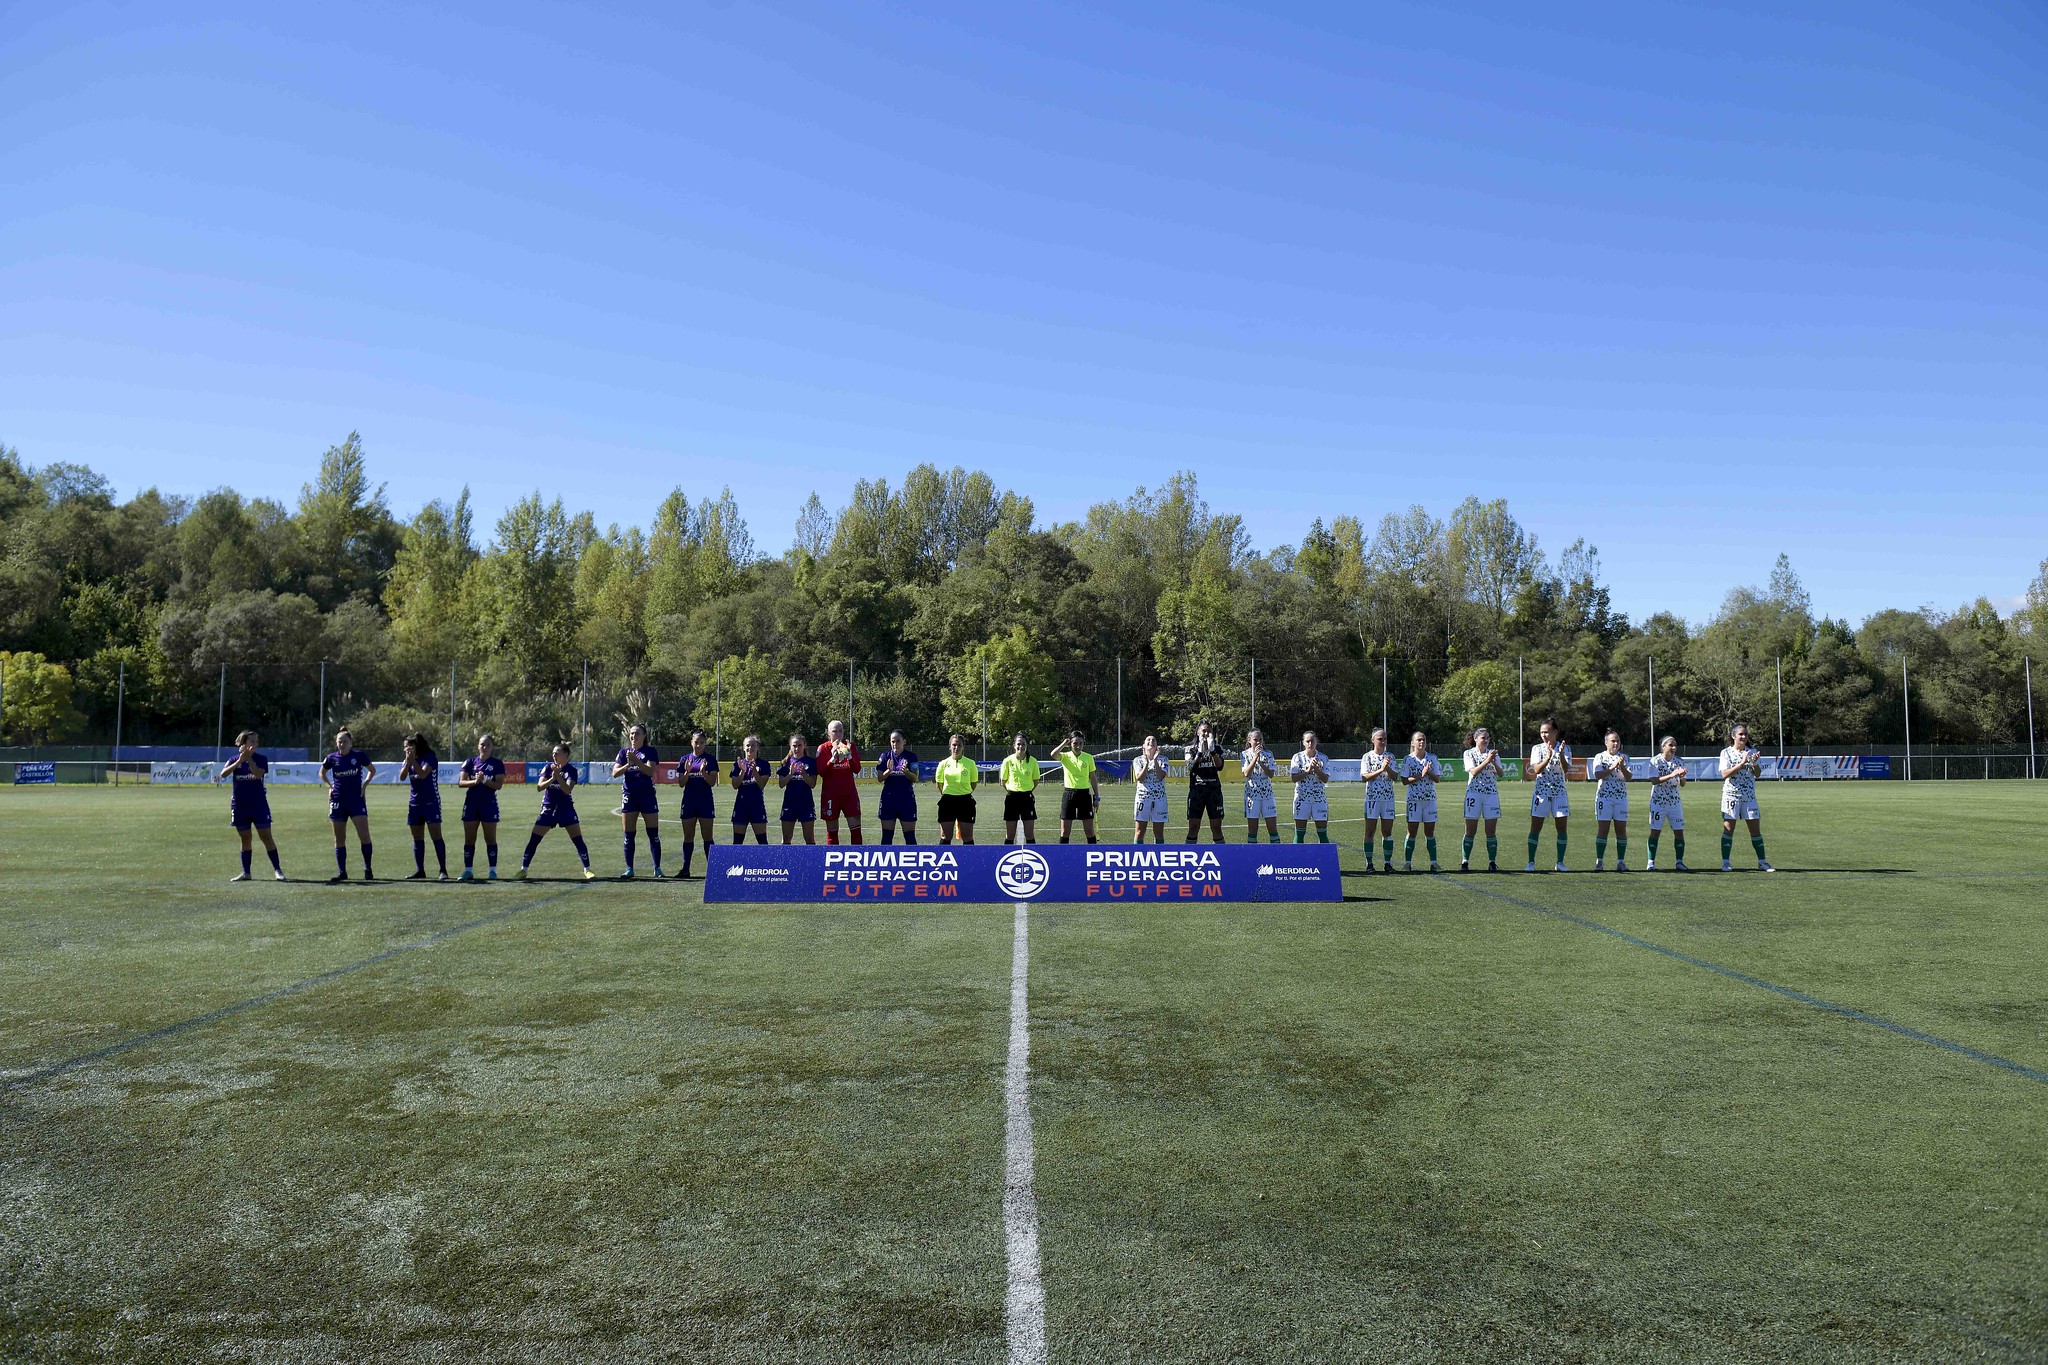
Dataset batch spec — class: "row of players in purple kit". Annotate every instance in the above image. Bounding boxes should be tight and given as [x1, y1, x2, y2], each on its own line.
[214, 722, 898, 883]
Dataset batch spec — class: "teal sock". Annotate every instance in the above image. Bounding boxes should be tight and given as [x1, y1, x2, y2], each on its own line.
[1527, 832, 1540, 861]
[1721, 832, 1734, 861]
[1269, 832, 1281, 844]
[1485, 836, 1497, 863]
[1616, 837, 1627, 863]
[1293, 828, 1305, 844]
[1647, 831, 1660, 859]
[1381, 838, 1394, 864]
[1555, 833, 1567, 863]
[1403, 835, 1415, 863]
[1751, 835, 1768, 863]
[1675, 832, 1686, 860]
[1425, 836, 1437, 863]
[1596, 835, 1608, 862]
[1316, 827, 1328, 843]
[1461, 835, 1474, 862]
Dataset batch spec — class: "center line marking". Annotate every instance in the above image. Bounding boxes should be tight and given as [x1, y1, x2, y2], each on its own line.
[1004, 900, 1049, 1365]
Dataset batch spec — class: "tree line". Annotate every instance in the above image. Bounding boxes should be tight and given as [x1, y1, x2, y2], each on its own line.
[2, 435, 2043, 755]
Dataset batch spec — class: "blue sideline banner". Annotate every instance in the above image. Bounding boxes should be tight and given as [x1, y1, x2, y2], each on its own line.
[704, 843, 1343, 903]
[12, 761, 56, 785]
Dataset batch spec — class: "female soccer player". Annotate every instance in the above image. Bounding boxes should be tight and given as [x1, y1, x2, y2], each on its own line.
[1526, 720, 1572, 873]
[399, 733, 447, 880]
[675, 730, 720, 878]
[1461, 727, 1503, 873]
[1288, 731, 1330, 843]
[1360, 728, 1397, 872]
[1399, 731, 1441, 872]
[1132, 735, 1169, 843]
[1646, 736, 1689, 871]
[611, 724, 663, 879]
[875, 731, 921, 844]
[321, 728, 375, 883]
[933, 734, 978, 844]
[457, 733, 505, 880]
[1241, 728, 1279, 844]
[729, 736, 772, 845]
[515, 743, 597, 880]
[1589, 729, 1633, 872]
[1183, 720, 1227, 843]
[998, 733, 1040, 844]
[1050, 731, 1100, 844]
[818, 720, 864, 846]
[1719, 724, 1774, 872]
[217, 730, 283, 882]
[778, 733, 818, 844]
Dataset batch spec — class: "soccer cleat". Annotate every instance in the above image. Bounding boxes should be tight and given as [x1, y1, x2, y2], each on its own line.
[405, 870, 427, 880]
[1487, 862, 1499, 873]
[1721, 859, 1733, 872]
[487, 869, 498, 881]
[1553, 863, 1569, 873]
[1524, 861, 1537, 873]
[1645, 858, 1657, 870]
[274, 869, 287, 881]
[458, 869, 474, 881]
[1758, 860, 1776, 872]
[513, 867, 529, 880]
[230, 871, 251, 883]
[327, 873, 348, 884]
[1592, 860, 1604, 872]
[618, 869, 635, 881]
[582, 868, 597, 880]
[1675, 860, 1691, 872]
[1459, 861, 1470, 873]
[650, 868, 665, 880]
[1429, 861, 1440, 873]
[361, 872, 374, 882]
[1380, 863, 1394, 875]
[1616, 862, 1630, 872]
[437, 871, 449, 882]
[1402, 861, 1413, 872]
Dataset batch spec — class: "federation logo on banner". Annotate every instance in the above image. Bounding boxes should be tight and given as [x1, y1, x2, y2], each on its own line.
[704, 844, 1341, 902]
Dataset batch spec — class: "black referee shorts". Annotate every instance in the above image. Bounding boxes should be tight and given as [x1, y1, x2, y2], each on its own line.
[1060, 789, 1095, 821]
[1003, 790, 1038, 823]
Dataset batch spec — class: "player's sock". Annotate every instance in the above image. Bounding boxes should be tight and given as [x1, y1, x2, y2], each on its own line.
[1596, 834, 1608, 862]
[882, 828, 894, 844]
[648, 834, 662, 873]
[334, 845, 348, 877]
[1554, 834, 1566, 863]
[623, 831, 637, 873]
[521, 832, 543, 869]
[1316, 827, 1329, 843]
[754, 827, 769, 845]
[1527, 832, 1540, 862]
[851, 829, 863, 845]
[413, 839, 426, 874]
[1425, 836, 1437, 863]
[1751, 835, 1768, 864]
[1269, 831, 1281, 844]
[682, 840, 695, 876]
[1462, 835, 1474, 863]
[241, 849, 253, 877]
[1059, 835, 1070, 843]
[1382, 838, 1394, 864]
[825, 827, 837, 846]
[1616, 836, 1628, 863]
[1403, 835, 1416, 863]
[1294, 827, 1307, 843]
[1647, 831, 1660, 859]
[1485, 836, 1498, 863]
[904, 827, 917, 844]
[360, 842, 373, 878]
[571, 835, 590, 869]
[485, 843, 497, 871]
[1087, 835, 1099, 843]
[432, 837, 447, 874]
[1721, 832, 1734, 861]
[463, 843, 475, 870]
[1674, 833, 1686, 860]
[266, 847, 281, 873]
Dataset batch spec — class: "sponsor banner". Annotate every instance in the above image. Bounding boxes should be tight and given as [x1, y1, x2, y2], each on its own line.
[12, 760, 56, 785]
[151, 762, 217, 785]
[704, 843, 1342, 903]
[1860, 755, 1892, 779]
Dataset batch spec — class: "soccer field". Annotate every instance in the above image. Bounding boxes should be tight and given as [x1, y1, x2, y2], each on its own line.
[4, 783, 2046, 1363]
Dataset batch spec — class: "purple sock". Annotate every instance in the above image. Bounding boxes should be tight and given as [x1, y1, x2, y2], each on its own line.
[623, 831, 636, 871]
[241, 850, 252, 877]
[334, 845, 348, 877]
[571, 835, 590, 868]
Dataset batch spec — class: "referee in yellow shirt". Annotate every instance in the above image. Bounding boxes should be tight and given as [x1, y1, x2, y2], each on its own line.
[932, 735, 979, 845]
[998, 733, 1042, 844]
[1050, 730, 1101, 844]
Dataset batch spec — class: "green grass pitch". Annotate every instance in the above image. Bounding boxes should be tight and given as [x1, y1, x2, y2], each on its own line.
[4, 780, 2046, 1362]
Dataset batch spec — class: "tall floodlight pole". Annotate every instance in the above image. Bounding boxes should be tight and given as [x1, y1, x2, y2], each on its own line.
[1647, 655, 1655, 748]
[1115, 657, 1123, 755]
[1382, 658, 1389, 734]
[449, 663, 458, 760]
[1249, 658, 1256, 734]
[214, 663, 228, 765]
[580, 660, 590, 772]
[848, 659, 855, 745]
[1776, 655, 1785, 757]
[980, 656, 988, 763]
[317, 660, 327, 753]
[2027, 655, 2037, 780]
[112, 658, 126, 789]
[714, 659, 722, 762]
[1517, 656, 1525, 756]
[1902, 660, 1912, 782]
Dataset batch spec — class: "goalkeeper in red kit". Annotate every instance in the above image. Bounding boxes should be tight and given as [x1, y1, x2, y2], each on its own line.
[819, 719, 865, 845]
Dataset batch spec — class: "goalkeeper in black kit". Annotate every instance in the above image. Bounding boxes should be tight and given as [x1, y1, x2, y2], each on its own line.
[1183, 719, 1229, 843]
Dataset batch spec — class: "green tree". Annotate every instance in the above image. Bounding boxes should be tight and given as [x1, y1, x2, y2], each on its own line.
[942, 627, 1061, 743]
[1433, 660, 1518, 740]
[0, 650, 84, 743]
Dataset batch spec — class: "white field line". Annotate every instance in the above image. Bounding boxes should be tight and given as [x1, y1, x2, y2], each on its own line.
[1004, 901, 1049, 1365]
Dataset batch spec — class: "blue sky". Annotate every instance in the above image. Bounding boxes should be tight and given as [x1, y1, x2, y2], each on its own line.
[3, 0, 2044, 624]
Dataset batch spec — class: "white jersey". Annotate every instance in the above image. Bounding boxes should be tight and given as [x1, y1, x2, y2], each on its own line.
[1590, 751, 1631, 795]
[1529, 742, 1571, 799]
[1463, 748, 1501, 796]
[1289, 751, 1329, 802]
[1720, 747, 1760, 804]
[1240, 748, 1275, 799]
[1360, 749, 1396, 795]
[1399, 753, 1440, 799]
[1650, 757, 1686, 808]
[1133, 753, 1169, 801]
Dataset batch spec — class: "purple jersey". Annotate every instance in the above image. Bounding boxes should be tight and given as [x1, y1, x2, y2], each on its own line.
[227, 752, 270, 805]
[780, 754, 817, 786]
[876, 749, 919, 781]
[678, 751, 717, 791]
[404, 753, 440, 798]
[537, 762, 579, 817]
[324, 748, 370, 789]
[615, 746, 660, 802]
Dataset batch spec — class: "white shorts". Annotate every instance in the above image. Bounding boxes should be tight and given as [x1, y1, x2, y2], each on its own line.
[1134, 791, 1168, 825]
[1243, 789, 1277, 820]
[1721, 794, 1761, 822]
[1462, 789, 1501, 821]
[1595, 790, 1630, 823]
[1649, 803, 1684, 831]
[1364, 786, 1396, 822]
[1531, 790, 1570, 820]
[1405, 793, 1438, 824]
[1293, 791, 1328, 822]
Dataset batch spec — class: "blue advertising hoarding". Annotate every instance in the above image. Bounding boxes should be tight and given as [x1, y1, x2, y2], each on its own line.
[704, 843, 1342, 903]
[1859, 755, 1893, 779]
[12, 761, 56, 785]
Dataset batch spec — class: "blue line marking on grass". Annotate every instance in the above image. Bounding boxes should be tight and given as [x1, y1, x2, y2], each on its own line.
[1447, 879, 2048, 1088]
[1, 885, 589, 1093]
